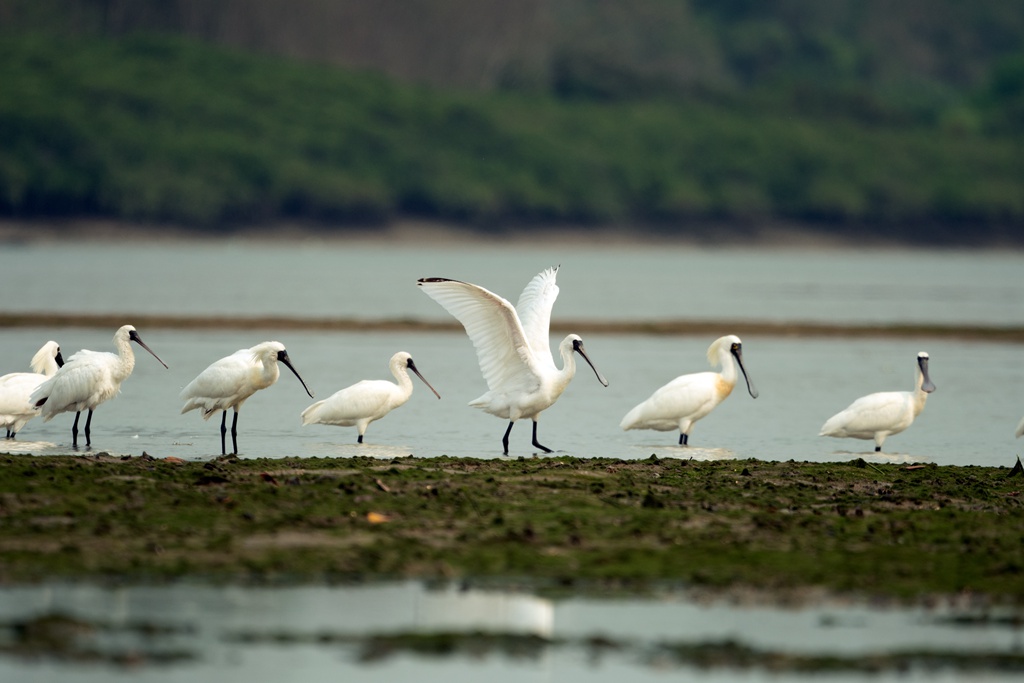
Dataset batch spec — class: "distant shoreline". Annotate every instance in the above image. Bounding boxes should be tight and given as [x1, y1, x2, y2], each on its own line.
[2, 311, 1022, 343]
[0, 217, 1009, 250]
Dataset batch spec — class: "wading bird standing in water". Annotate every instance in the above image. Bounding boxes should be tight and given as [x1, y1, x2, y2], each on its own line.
[620, 335, 758, 446]
[31, 326, 167, 447]
[301, 351, 441, 443]
[181, 341, 314, 455]
[418, 267, 608, 455]
[0, 340, 64, 438]
[820, 351, 936, 452]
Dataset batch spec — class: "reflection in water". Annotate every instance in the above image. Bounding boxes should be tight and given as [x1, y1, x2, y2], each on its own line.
[831, 450, 935, 465]
[636, 445, 738, 461]
[0, 439, 58, 454]
[413, 584, 555, 638]
[0, 581, 1021, 682]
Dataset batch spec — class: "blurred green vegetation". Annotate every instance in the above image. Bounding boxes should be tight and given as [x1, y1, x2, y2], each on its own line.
[1, 31, 1022, 241]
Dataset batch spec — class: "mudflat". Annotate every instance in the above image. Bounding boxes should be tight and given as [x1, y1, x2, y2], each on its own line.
[0, 453, 1021, 603]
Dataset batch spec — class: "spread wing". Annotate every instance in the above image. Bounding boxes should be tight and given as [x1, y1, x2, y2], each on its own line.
[514, 266, 559, 366]
[418, 277, 542, 394]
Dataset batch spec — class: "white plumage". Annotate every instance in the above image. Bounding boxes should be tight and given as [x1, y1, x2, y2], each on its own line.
[180, 341, 314, 455]
[418, 266, 608, 454]
[0, 340, 64, 438]
[301, 351, 440, 443]
[621, 335, 758, 445]
[30, 325, 167, 447]
[820, 351, 936, 452]
[1014, 416, 1023, 439]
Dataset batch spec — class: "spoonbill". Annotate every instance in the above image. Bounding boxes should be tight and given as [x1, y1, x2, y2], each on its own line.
[0, 340, 64, 438]
[300, 351, 441, 443]
[819, 351, 936, 452]
[180, 341, 314, 455]
[31, 325, 168, 447]
[418, 266, 608, 455]
[620, 335, 758, 445]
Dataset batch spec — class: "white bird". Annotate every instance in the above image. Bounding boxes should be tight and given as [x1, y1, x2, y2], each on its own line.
[620, 335, 758, 445]
[418, 266, 608, 455]
[300, 351, 441, 443]
[180, 341, 314, 455]
[31, 325, 168, 448]
[0, 341, 64, 438]
[820, 351, 936, 452]
[1015, 416, 1024, 439]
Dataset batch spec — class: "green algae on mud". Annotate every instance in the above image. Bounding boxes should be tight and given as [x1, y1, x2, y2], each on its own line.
[0, 453, 1021, 601]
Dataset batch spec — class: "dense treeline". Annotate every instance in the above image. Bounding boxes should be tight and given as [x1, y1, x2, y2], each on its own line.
[1, 32, 1023, 241]
[6, 0, 1024, 96]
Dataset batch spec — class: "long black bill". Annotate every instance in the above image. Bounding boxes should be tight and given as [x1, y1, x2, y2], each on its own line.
[573, 339, 609, 387]
[129, 330, 169, 369]
[407, 359, 441, 399]
[55, 351, 65, 368]
[918, 356, 936, 393]
[278, 351, 315, 398]
[732, 345, 758, 398]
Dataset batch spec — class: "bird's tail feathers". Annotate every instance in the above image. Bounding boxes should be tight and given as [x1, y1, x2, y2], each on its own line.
[300, 401, 324, 425]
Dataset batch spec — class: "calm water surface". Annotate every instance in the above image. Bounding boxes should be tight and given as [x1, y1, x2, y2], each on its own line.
[0, 581, 1020, 683]
[1, 239, 1022, 325]
[0, 327, 1020, 467]
[1, 240, 1022, 465]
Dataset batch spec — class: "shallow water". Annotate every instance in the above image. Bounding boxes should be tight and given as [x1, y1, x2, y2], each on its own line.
[1, 239, 1022, 326]
[2, 239, 1023, 465]
[0, 581, 1020, 683]
[1, 327, 1020, 466]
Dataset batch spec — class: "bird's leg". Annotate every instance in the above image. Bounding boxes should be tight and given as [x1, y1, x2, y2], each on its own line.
[71, 411, 81, 447]
[502, 421, 514, 455]
[357, 434, 364, 444]
[219, 411, 228, 455]
[5, 429, 11, 439]
[84, 409, 93, 446]
[231, 410, 239, 455]
[679, 433, 689, 446]
[875, 446, 881, 452]
[531, 421, 552, 454]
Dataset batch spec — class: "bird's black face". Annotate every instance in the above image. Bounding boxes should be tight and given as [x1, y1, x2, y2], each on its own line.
[55, 349, 65, 368]
[277, 350, 289, 363]
[573, 338, 583, 353]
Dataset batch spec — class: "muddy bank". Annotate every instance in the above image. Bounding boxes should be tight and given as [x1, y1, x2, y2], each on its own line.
[3, 312, 1023, 343]
[0, 454, 1021, 603]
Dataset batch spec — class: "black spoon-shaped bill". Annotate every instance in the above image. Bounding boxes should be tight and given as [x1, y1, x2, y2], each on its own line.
[278, 351, 315, 398]
[129, 329, 169, 369]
